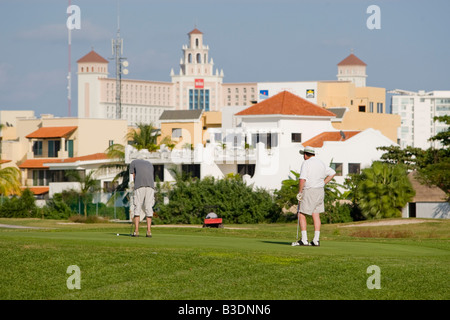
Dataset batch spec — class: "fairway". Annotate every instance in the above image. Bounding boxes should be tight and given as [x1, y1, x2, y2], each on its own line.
[0, 218, 449, 301]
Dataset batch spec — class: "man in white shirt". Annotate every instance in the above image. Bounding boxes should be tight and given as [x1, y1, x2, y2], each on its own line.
[292, 146, 336, 246]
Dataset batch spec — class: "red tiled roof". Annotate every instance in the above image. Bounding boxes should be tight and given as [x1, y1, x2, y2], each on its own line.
[26, 126, 77, 139]
[19, 158, 63, 169]
[18, 153, 109, 169]
[337, 54, 367, 66]
[189, 28, 203, 35]
[0, 160, 11, 164]
[64, 153, 109, 163]
[236, 91, 336, 117]
[23, 187, 49, 195]
[303, 131, 361, 148]
[77, 50, 109, 63]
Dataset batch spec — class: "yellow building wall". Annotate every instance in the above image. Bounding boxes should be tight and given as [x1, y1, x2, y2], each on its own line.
[332, 112, 400, 143]
[159, 122, 203, 149]
[158, 111, 222, 148]
[317, 81, 399, 143]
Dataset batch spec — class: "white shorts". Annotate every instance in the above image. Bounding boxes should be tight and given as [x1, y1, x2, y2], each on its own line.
[132, 187, 155, 219]
[299, 188, 324, 215]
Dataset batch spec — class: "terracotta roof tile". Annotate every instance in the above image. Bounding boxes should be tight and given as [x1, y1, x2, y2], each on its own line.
[189, 28, 203, 35]
[26, 126, 77, 139]
[18, 158, 62, 169]
[236, 91, 336, 117]
[77, 50, 109, 63]
[23, 187, 49, 195]
[303, 131, 361, 148]
[337, 53, 367, 66]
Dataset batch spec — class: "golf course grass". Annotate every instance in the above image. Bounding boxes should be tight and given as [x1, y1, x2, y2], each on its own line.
[0, 218, 448, 301]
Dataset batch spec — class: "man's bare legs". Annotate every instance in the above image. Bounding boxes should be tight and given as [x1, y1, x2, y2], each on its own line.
[298, 212, 321, 243]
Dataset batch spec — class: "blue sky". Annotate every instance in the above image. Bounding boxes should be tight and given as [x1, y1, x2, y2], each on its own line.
[0, 0, 449, 117]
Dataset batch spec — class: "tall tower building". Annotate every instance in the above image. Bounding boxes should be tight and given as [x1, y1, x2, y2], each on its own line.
[337, 53, 367, 87]
[77, 50, 109, 118]
[171, 28, 224, 111]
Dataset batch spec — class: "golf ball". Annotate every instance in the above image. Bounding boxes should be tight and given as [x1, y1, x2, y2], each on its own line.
[116, 233, 119, 236]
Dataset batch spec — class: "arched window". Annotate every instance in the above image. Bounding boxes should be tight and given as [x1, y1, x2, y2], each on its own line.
[188, 54, 192, 63]
[195, 38, 199, 47]
[196, 53, 201, 63]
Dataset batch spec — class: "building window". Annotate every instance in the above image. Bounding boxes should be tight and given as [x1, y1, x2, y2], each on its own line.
[33, 170, 46, 186]
[251, 133, 278, 149]
[182, 164, 200, 179]
[189, 89, 210, 111]
[33, 141, 43, 156]
[358, 105, 366, 112]
[369, 102, 374, 113]
[377, 103, 383, 113]
[154, 165, 164, 182]
[291, 133, 302, 143]
[237, 164, 255, 177]
[48, 140, 61, 158]
[330, 163, 343, 176]
[65, 140, 74, 158]
[172, 128, 182, 139]
[348, 163, 361, 174]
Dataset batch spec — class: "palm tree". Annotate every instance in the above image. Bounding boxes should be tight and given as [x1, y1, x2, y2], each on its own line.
[0, 166, 21, 196]
[126, 123, 160, 151]
[356, 162, 415, 219]
[65, 170, 100, 217]
[0, 123, 22, 196]
[100, 125, 161, 211]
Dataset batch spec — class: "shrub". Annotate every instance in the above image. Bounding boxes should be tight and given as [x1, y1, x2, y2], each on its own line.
[154, 175, 280, 224]
[0, 188, 38, 218]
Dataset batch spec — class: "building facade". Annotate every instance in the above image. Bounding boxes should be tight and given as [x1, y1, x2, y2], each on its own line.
[390, 89, 450, 149]
[76, 29, 399, 143]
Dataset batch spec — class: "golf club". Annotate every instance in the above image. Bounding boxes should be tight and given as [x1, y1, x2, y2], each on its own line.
[296, 201, 300, 240]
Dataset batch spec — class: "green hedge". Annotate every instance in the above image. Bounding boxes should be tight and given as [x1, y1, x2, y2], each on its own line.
[154, 175, 280, 224]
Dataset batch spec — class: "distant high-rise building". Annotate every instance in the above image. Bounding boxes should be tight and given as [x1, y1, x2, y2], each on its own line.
[391, 89, 450, 149]
[171, 28, 224, 111]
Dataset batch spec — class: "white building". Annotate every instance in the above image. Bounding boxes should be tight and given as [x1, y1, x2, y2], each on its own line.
[126, 91, 396, 191]
[390, 89, 450, 149]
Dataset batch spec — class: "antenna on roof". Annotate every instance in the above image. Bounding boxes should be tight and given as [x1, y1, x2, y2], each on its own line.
[109, 0, 129, 121]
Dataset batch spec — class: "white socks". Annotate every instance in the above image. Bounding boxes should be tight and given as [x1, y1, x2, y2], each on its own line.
[313, 231, 320, 242]
[301, 231, 308, 242]
[302, 231, 320, 242]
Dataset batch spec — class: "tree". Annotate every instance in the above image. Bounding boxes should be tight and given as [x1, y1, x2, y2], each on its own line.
[416, 115, 450, 199]
[0, 166, 21, 196]
[355, 162, 415, 219]
[65, 170, 100, 217]
[377, 145, 425, 169]
[429, 115, 450, 147]
[127, 123, 160, 151]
